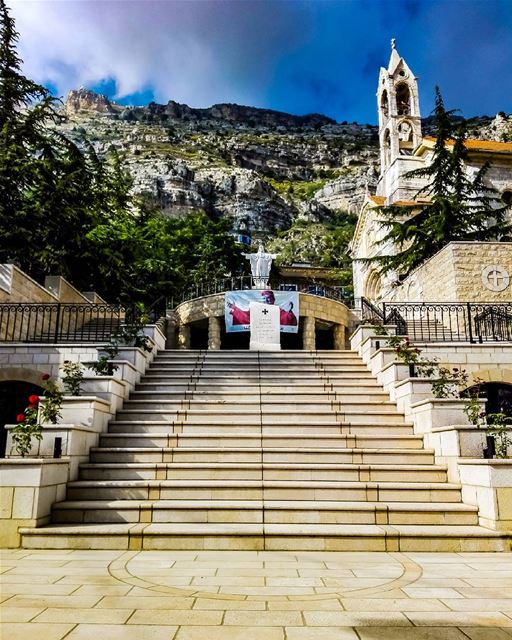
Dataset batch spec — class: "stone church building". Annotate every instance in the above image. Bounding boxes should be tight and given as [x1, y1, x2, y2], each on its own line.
[350, 42, 512, 304]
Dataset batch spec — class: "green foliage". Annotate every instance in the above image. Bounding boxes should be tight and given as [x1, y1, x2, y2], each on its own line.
[264, 177, 326, 201]
[11, 373, 63, 457]
[267, 212, 356, 273]
[85, 341, 120, 376]
[11, 405, 41, 458]
[61, 361, 83, 396]
[486, 413, 512, 458]
[0, 2, 244, 305]
[373, 88, 511, 276]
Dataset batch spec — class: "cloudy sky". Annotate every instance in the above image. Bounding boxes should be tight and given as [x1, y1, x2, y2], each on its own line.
[9, 0, 512, 124]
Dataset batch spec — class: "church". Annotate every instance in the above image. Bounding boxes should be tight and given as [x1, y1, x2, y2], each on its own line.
[350, 41, 512, 304]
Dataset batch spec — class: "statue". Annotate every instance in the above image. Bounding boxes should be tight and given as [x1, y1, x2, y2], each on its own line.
[243, 241, 278, 289]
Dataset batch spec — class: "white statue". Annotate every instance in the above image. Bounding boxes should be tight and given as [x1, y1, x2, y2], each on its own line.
[243, 241, 278, 289]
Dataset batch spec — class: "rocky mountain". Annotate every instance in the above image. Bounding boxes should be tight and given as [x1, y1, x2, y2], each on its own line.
[58, 89, 510, 236]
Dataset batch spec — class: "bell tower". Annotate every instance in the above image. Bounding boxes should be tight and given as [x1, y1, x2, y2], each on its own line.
[376, 39, 422, 197]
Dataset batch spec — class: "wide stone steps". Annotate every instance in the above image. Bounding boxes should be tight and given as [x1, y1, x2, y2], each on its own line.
[51, 500, 479, 526]
[63, 479, 465, 503]
[78, 462, 448, 482]
[106, 421, 414, 436]
[97, 433, 423, 449]
[89, 446, 436, 465]
[20, 348, 512, 551]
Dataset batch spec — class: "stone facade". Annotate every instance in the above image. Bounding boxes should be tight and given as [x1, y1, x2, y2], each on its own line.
[349, 45, 512, 303]
[385, 242, 512, 303]
[173, 292, 354, 350]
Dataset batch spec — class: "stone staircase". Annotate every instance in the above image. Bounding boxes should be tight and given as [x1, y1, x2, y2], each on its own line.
[21, 350, 510, 551]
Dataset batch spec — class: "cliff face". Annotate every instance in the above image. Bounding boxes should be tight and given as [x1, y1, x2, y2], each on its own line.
[60, 89, 509, 235]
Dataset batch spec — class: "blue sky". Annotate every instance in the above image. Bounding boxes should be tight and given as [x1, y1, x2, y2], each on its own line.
[9, 0, 512, 124]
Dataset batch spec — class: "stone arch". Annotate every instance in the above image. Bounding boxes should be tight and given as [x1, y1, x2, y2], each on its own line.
[364, 270, 382, 301]
[467, 367, 512, 387]
[0, 367, 48, 387]
[395, 83, 411, 116]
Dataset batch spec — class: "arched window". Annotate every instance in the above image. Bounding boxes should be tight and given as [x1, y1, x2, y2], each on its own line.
[502, 190, 512, 207]
[383, 129, 391, 167]
[395, 83, 411, 116]
[365, 270, 382, 301]
[380, 90, 389, 120]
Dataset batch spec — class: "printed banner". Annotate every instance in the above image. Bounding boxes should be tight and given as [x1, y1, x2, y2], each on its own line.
[225, 290, 299, 333]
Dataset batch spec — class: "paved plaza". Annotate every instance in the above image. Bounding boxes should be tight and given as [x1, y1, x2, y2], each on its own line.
[1, 549, 512, 639]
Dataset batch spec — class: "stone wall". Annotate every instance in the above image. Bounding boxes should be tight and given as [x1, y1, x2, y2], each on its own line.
[385, 242, 512, 303]
[174, 292, 354, 350]
[0, 265, 58, 304]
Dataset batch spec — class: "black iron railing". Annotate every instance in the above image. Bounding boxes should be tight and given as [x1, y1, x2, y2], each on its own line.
[361, 298, 512, 343]
[170, 277, 353, 309]
[0, 303, 128, 343]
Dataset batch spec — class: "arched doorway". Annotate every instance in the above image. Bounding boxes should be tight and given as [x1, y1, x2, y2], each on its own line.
[0, 380, 44, 457]
[466, 382, 512, 416]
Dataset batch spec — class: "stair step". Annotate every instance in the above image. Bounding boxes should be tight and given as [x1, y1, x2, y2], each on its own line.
[90, 446, 435, 464]
[52, 500, 478, 525]
[19, 523, 511, 552]
[64, 479, 464, 502]
[78, 462, 447, 482]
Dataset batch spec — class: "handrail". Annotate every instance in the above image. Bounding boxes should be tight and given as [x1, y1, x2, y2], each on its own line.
[361, 298, 512, 343]
[170, 277, 353, 309]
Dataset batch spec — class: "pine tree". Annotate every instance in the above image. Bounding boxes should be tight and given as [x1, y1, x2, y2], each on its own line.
[373, 88, 511, 275]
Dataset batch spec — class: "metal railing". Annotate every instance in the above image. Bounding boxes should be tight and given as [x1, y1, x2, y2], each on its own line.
[361, 298, 512, 343]
[0, 303, 128, 343]
[170, 276, 353, 309]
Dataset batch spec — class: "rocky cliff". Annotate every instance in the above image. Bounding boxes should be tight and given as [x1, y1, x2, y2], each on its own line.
[59, 89, 510, 235]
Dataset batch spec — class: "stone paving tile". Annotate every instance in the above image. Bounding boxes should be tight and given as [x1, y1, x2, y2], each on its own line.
[0, 606, 46, 622]
[2, 594, 103, 608]
[304, 611, 413, 626]
[223, 610, 303, 626]
[341, 598, 449, 611]
[193, 597, 266, 610]
[65, 623, 178, 640]
[355, 628, 468, 639]
[1, 622, 75, 640]
[459, 629, 512, 640]
[96, 595, 194, 609]
[33, 607, 133, 624]
[127, 608, 223, 625]
[175, 626, 284, 639]
[407, 612, 512, 626]
[285, 628, 359, 639]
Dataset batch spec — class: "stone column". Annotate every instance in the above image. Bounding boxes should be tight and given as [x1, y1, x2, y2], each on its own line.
[302, 315, 316, 351]
[208, 316, 221, 350]
[177, 323, 191, 350]
[334, 323, 346, 350]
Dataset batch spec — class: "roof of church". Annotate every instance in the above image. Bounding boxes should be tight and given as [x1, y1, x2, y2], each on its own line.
[421, 136, 512, 154]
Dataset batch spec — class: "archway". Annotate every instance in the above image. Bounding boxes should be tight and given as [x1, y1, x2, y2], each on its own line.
[0, 380, 44, 457]
[364, 270, 382, 301]
[465, 382, 512, 416]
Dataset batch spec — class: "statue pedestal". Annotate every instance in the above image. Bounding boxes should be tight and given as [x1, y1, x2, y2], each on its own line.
[249, 303, 281, 351]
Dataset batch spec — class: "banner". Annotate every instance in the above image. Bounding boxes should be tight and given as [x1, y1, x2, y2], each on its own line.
[225, 290, 299, 333]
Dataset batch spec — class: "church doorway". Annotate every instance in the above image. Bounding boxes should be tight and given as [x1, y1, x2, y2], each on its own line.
[189, 319, 208, 350]
[0, 380, 44, 457]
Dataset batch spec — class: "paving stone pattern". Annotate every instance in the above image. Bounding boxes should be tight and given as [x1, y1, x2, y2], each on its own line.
[1, 549, 512, 639]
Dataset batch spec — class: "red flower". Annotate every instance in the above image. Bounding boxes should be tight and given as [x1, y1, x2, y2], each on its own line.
[28, 395, 39, 405]
[41, 373, 50, 381]
[16, 413, 25, 423]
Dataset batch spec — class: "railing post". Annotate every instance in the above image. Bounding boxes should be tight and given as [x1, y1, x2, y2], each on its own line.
[382, 302, 386, 326]
[467, 302, 474, 344]
[53, 303, 61, 343]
